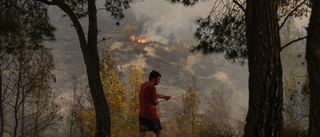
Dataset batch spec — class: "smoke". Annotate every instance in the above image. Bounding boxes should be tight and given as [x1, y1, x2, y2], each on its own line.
[130, 0, 214, 44]
[115, 0, 250, 112]
[44, 1, 250, 136]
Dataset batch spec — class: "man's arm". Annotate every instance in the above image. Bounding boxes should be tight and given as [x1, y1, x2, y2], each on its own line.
[157, 93, 171, 100]
[152, 94, 171, 105]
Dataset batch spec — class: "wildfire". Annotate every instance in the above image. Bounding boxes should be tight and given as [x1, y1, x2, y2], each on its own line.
[129, 35, 147, 43]
[138, 39, 147, 43]
[183, 43, 190, 48]
[129, 35, 136, 41]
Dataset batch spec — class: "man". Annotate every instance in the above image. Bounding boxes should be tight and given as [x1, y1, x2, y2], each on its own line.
[139, 70, 171, 137]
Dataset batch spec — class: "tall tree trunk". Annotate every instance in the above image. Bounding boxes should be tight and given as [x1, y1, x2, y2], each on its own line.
[86, 1, 111, 136]
[33, 99, 39, 137]
[38, 1, 111, 136]
[244, 0, 283, 137]
[21, 76, 25, 137]
[307, 0, 320, 136]
[14, 52, 23, 137]
[0, 53, 3, 137]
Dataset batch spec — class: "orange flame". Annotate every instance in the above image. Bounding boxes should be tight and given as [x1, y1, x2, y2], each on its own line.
[138, 38, 147, 43]
[183, 43, 190, 48]
[130, 35, 147, 43]
[129, 35, 136, 41]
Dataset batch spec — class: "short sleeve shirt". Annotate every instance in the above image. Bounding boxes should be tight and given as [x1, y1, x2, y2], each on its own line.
[139, 82, 159, 119]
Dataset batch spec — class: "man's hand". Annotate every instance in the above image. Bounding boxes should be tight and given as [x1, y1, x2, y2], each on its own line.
[164, 95, 171, 101]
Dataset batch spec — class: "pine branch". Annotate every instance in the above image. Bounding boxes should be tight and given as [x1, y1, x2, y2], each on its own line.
[34, 0, 56, 5]
[233, 0, 245, 12]
[36, 0, 87, 46]
[279, 0, 307, 30]
[281, 36, 307, 51]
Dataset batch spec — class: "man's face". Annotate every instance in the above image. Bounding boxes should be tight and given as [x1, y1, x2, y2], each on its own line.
[154, 76, 161, 85]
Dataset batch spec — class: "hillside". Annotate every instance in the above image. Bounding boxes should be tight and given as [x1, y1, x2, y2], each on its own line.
[44, 2, 249, 135]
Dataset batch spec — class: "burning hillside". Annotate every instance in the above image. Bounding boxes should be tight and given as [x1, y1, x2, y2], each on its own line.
[130, 35, 147, 43]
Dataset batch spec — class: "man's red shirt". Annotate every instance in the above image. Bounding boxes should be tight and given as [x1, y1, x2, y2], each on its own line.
[139, 82, 159, 119]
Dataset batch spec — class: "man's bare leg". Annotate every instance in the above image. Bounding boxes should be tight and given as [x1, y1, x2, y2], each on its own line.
[139, 132, 147, 137]
[156, 131, 162, 137]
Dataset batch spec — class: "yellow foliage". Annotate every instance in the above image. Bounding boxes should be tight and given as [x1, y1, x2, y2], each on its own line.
[73, 108, 96, 137]
[119, 66, 143, 136]
[162, 116, 180, 137]
[162, 85, 241, 137]
[73, 48, 144, 136]
[181, 86, 200, 122]
[175, 86, 200, 137]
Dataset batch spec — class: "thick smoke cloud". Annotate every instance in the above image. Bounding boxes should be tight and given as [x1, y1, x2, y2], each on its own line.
[130, 0, 214, 44]
[127, 0, 249, 111]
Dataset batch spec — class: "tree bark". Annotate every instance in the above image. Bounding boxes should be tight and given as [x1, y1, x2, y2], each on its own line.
[86, 1, 111, 136]
[244, 0, 283, 137]
[0, 52, 3, 137]
[34, 0, 111, 136]
[307, 0, 320, 136]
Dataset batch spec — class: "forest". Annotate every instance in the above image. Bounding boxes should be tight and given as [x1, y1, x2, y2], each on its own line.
[1, 0, 320, 137]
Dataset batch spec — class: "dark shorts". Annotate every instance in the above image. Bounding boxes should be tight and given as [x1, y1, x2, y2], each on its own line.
[139, 117, 162, 133]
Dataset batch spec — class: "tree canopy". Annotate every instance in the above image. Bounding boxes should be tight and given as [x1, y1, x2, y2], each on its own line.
[0, 0, 55, 54]
[171, 0, 311, 65]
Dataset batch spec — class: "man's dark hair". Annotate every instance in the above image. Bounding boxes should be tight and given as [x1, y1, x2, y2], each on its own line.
[149, 70, 161, 81]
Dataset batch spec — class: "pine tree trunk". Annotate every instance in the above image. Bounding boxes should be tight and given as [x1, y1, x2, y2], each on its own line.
[0, 54, 3, 137]
[307, 0, 320, 136]
[244, 0, 283, 137]
[87, 1, 111, 136]
[40, 1, 112, 136]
